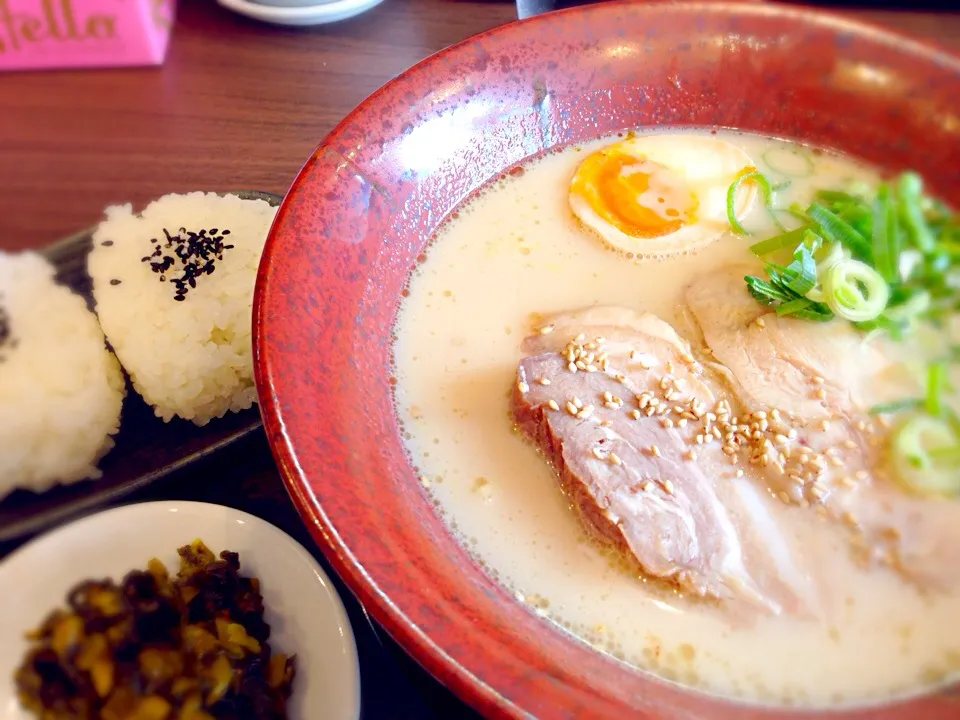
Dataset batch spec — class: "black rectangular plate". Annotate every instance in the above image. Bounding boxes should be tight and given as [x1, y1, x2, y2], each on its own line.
[0, 190, 282, 542]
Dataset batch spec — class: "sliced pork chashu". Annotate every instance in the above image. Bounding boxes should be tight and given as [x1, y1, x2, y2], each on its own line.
[685, 268, 960, 590]
[684, 265, 887, 421]
[512, 307, 821, 616]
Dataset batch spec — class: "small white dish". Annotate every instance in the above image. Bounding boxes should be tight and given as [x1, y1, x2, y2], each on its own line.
[0, 501, 360, 720]
[246, 0, 352, 7]
[218, 0, 384, 26]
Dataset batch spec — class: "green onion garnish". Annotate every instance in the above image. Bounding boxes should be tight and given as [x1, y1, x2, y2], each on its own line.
[745, 275, 792, 305]
[946, 408, 960, 438]
[926, 361, 947, 416]
[854, 313, 907, 341]
[776, 298, 817, 316]
[885, 289, 931, 323]
[821, 259, 889, 322]
[868, 398, 923, 415]
[807, 202, 873, 263]
[814, 189, 863, 206]
[896, 415, 952, 470]
[786, 243, 818, 296]
[741, 171, 956, 342]
[842, 205, 873, 240]
[897, 172, 936, 254]
[761, 147, 814, 178]
[785, 203, 810, 223]
[726, 168, 786, 235]
[744, 272, 833, 321]
[929, 446, 960, 466]
[749, 227, 808, 257]
[871, 183, 900, 283]
[891, 414, 960, 496]
[786, 304, 835, 322]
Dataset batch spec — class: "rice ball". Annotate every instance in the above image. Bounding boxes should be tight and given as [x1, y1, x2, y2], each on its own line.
[0, 251, 125, 499]
[88, 192, 277, 426]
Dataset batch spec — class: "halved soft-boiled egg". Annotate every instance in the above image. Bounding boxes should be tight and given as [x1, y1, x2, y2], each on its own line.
[569, 134, 758, 257]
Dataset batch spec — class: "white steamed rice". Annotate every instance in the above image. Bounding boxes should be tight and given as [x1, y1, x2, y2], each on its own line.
[0, 251, 125, 498]
[88, 192, 277, 426]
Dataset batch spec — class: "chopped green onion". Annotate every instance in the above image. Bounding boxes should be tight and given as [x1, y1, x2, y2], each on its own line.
[749, 227, 808, 257]
[815, 189, 863, 206]
[947, 408, 960, 438]
[773, 208, 806, 231]
[868, 398, 923, 415]
[841, 205, 873, 240]
[805, 239, 846, 303]
[929, 446, 960, 466]
[744, 272, 833, 321]
[786, 203, 810, 222]
[814, 240, 846, 267]
[940, 240, 960, 258]
[727, 170, 754, 235]
[929, 250, 951, 275]
[897, 172, 936, 254]
[897, 248, 924, 283]
[785, 244, 818, 296]
[761, 147, 814, 178]
[802, 229, 825, 256]
[822, 259, 889, 322]
[742, 172, 957, 336]
[886, 289, 931, 321]
[776, 299, 834, 322]
[726, 168, 786, 235]
[745, 275, 791, 305]
[871, 183, 900, 283]
[807, 202, 873, 262]
[926, 361, 947, 416]
[872, 290, 930, 341]
[776, 298, 817, 316]
[891, 414, 960, 496]
[854, 313, 907, 341]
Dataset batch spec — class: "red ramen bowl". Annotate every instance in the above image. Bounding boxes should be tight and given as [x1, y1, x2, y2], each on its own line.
[254, 3, 960, 718]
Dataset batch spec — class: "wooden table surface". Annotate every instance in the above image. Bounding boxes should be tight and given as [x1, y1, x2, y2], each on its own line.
[1, 1, 959, 718]
[2, 0, 960, 250]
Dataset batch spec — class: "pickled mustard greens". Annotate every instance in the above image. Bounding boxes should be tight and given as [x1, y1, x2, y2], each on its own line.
[14, 540, 296, 720]
[730, 171, 960, 496]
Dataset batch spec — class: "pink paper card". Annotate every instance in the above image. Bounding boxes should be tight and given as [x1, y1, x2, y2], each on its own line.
[0, 0, 176, 71]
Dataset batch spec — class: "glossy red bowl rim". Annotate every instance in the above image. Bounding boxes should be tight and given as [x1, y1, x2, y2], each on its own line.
[254, 3, 960, 718]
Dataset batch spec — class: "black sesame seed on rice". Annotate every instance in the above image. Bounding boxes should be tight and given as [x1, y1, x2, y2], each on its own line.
[141, 227, 234, 301]
[0, 296, 11, 363]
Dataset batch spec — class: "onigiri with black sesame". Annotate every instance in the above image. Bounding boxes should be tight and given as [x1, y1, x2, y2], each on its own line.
[88, 192, 277, 426]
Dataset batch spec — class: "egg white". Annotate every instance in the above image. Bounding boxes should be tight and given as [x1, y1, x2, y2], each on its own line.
[569, 134, 758, 257]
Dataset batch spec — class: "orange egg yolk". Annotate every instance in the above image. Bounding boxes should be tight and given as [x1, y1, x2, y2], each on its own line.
[570, 149, 697, 239]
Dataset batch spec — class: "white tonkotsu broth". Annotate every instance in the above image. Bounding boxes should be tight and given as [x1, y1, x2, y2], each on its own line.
[392, 130, 960, 706]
